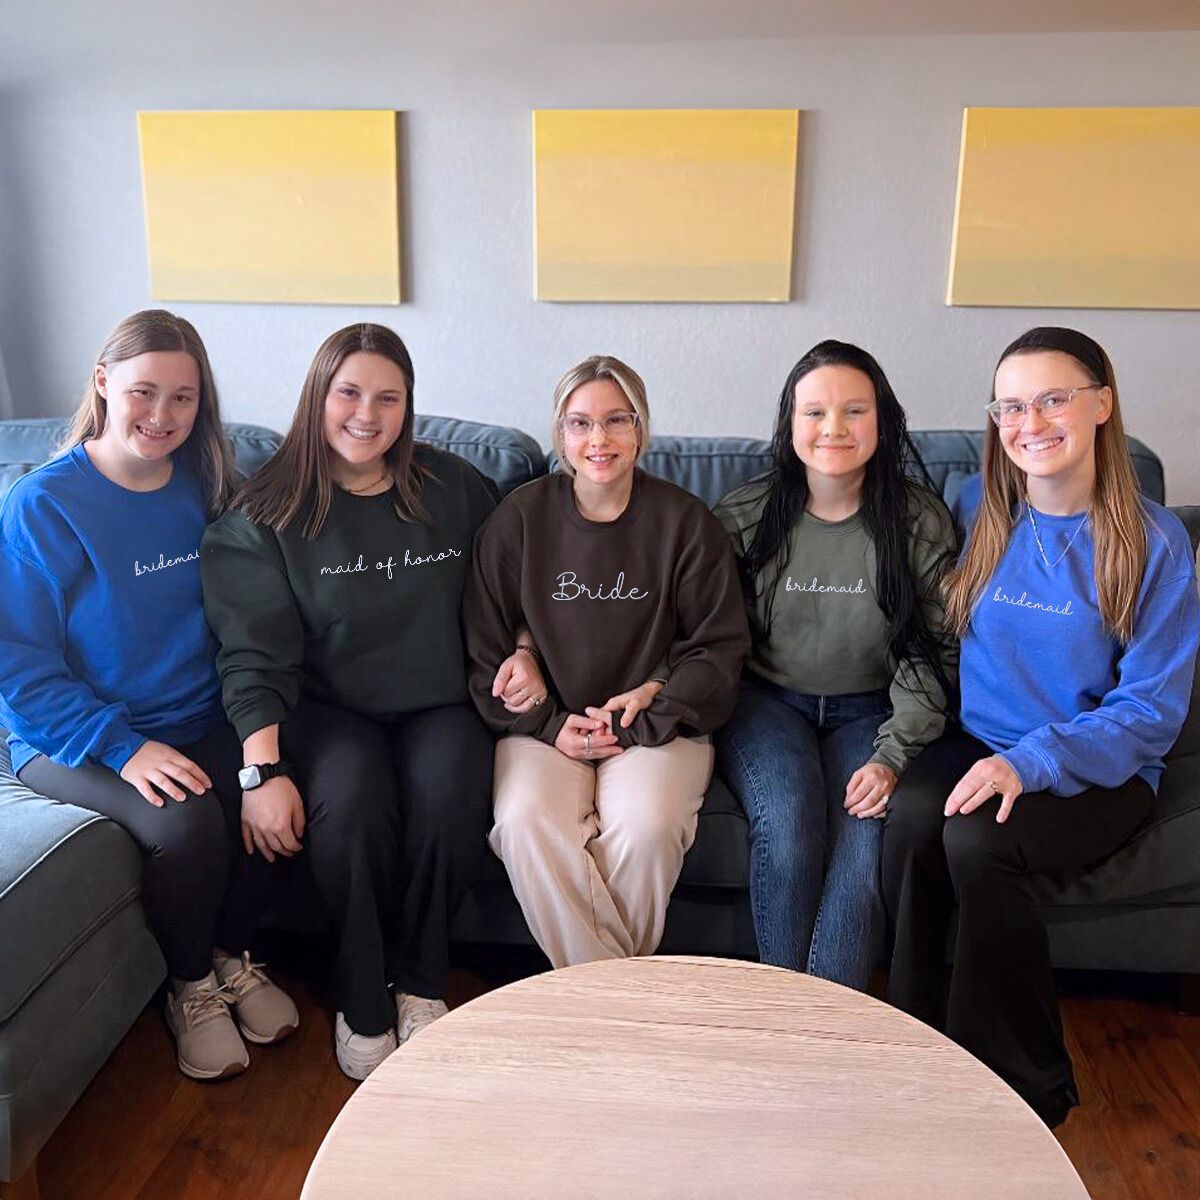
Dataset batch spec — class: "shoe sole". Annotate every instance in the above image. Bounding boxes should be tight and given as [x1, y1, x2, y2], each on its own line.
[240, 1020, 299, 1046]
[177, 1054, 249, 1082]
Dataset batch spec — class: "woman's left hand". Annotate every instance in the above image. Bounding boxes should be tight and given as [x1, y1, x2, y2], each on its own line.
[944, 756, 1024, 824]
[844, 763, 897, 819]
[586, 680, 665, 730]
[492, 649, 548, 714]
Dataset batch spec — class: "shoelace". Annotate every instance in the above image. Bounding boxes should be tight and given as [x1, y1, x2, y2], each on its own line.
[400, 996, 446, 1028]
[219, 951, 270, 1000]
[180, 983, 236, 1028]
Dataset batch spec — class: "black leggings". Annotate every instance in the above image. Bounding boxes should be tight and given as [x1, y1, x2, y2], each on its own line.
[20, 721, 276, 982]
[280, 697, 493, 1036]
[882, 728, 1153, 1109]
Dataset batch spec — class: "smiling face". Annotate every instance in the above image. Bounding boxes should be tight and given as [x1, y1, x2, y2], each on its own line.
[321, 351, 410, 480]
[992, 350, 1112, 495]
[559, 378, 640, 491]
[790, 365, 879, 484]
[93, 350, 201, 468]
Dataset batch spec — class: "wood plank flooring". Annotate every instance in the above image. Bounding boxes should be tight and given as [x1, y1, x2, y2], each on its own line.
[23, 950, 1200, 1200]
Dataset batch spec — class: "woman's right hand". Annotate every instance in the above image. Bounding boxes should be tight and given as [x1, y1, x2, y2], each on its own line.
[241, 776, 306, 862]
[554, 712, 623, 762]
[119, 741, 212, 807]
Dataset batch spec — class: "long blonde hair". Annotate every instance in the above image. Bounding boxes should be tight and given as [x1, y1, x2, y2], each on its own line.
[61, 309, 236, 514]
[232, 324, 428, 539]
[945, 327, 1148, 644]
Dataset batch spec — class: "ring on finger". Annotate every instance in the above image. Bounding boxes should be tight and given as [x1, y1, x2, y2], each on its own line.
[985, 778, 1000, 794]
[584, 732, 592, 754]
[532, 696, 543, 707]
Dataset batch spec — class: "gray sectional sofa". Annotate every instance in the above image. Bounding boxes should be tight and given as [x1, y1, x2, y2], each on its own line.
[1, 415, 1197, 1187]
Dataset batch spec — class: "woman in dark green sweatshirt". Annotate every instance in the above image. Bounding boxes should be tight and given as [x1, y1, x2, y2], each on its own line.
[201, 324, 502, 1080]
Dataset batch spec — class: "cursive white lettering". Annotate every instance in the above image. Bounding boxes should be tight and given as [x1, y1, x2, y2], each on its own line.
[991, 586, 1074, 616]
[134, 550, 200, 577]
[552, 571, 649, 601]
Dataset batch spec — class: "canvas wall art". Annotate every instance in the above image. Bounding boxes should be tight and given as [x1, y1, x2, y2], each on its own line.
[138, 110, 402, 304]
[947, 106, 1200, 309]
[533, 108, 800, 302]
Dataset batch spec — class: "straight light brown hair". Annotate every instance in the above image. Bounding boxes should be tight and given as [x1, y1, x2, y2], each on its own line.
[233, 324, 428, 539]
[944, 327, 1148, 644]
[61, 309, 236, 515]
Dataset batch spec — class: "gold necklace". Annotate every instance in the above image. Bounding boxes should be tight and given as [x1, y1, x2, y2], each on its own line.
[342, 471, 393, 495]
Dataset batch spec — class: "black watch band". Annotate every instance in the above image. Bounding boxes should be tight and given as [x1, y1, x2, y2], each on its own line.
[238, 761, 293, 790]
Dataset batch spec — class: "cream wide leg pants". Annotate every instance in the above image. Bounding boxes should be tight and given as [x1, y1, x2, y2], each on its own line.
[489, 734, 715, 967]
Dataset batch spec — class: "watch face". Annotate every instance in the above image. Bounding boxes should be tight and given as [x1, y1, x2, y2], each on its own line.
[238, 765, 263, 790]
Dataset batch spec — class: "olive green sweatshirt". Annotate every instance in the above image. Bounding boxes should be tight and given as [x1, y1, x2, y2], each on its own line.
[714, 477, 958, 775]
[201, 446, 497, 740]
[465, 469, 750, 748]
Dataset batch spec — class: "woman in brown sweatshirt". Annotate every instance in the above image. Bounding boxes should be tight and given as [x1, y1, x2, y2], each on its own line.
[465, 356, 750, 966]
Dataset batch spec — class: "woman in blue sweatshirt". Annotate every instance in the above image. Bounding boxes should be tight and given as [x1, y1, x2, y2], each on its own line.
[883, 326, 1199, 1128]
[0, 310, 297, 1082]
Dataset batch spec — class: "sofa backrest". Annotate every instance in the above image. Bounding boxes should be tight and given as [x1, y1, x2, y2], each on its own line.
[626, 429, 1165, 510]
[0, 415, 546, 500]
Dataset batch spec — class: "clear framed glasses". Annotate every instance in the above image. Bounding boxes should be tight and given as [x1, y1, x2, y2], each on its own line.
[559, 412, 640, 439]
[986, 383, 1104, 428]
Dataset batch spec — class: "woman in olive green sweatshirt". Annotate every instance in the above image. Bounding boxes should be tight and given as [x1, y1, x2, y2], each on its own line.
[714, 340, 957, 991]
[201, 324, 508, 1080]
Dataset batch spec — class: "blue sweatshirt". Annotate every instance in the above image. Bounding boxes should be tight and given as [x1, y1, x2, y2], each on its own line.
[958, 497, 1199, 795]
[0, 445, 224, 776]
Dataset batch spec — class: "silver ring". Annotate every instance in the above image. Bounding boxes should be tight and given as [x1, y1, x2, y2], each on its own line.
[584, 733, 592, 752]
[532, 696, 543, 708]
[985, 778, 999, 794]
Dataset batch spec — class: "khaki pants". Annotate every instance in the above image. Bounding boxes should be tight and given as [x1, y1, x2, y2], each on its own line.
[490, 735, 714, 967]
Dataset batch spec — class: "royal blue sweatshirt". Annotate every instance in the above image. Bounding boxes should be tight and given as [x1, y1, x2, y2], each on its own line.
[958, 497, 1199, 795]
[0, 445, 223, 776]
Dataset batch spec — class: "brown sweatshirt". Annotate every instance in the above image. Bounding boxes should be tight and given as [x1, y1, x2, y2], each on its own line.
[465, 469, 750, 748]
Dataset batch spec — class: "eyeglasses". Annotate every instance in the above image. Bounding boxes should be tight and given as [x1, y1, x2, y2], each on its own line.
[559, 412, 640, 438]
[985, 383, 1105, 428]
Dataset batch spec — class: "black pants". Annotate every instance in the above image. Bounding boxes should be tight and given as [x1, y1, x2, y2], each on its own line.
[882, 728, 1153, 1112]
[281, 697, 493, 1036]
[20, 721, 277, 982]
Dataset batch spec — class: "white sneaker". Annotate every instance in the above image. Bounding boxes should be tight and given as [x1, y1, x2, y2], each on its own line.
[395, 993, 448, 1044]
[334, 1011, 397, 1081]
[166, 971, 249, 1081]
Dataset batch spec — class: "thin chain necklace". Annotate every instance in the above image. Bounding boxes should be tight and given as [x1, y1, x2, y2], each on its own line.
[1025, 502, 1089, 569]
[342, 471, 393, 495]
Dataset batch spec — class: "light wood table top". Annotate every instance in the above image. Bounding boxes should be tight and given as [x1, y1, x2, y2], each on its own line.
[301, 956, 1089, 1199]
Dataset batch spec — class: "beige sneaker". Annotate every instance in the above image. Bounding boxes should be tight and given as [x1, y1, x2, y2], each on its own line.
[395, 993, 448, 1044]
[213, 950, 299, 1045]
[166, 971, 249, 1080]
[335, 1012, 398, 1081]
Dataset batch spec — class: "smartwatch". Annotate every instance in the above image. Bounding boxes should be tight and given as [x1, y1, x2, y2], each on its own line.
[238, 761, 293, 790]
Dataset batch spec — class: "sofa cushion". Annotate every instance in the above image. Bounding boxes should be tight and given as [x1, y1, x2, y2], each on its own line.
[414, 415, 546, 496]
[0, 737, 148, 1023]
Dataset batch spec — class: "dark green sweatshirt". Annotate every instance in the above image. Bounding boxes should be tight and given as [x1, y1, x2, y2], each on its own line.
[714, 478, 958, 775]
[465, 469, 750, 748]
[201, 446, 496, 740]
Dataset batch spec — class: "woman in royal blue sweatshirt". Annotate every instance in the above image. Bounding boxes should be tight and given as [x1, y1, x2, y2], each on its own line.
[0, 310, 297, 1081]
[883, 327, 1199, 1128]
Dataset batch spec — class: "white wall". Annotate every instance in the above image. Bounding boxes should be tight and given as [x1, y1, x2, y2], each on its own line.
[0, 21, 1197, 498]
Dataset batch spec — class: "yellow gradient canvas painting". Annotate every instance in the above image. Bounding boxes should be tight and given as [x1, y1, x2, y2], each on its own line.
[948, 107, 1200, 309]
[138, 110, 402, 304]
[534, 109, 800, 302]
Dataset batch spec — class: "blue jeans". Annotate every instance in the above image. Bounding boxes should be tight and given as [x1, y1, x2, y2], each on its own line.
[715, 679, 891, 990]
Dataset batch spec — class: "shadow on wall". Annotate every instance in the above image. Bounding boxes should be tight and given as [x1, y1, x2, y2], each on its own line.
[0, 83, 40, 419]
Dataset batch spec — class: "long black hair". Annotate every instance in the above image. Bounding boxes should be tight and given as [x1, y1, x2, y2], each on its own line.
[740, 339, 953, 706]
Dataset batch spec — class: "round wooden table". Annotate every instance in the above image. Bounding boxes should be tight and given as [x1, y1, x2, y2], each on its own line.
[301, 956, 1088, 1199]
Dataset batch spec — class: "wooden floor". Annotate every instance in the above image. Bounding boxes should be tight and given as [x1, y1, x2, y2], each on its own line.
[18, 950, 1200, 1200]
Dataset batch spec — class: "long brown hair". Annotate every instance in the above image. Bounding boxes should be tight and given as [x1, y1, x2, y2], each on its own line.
[61, 309, 236, 514]
[944, 327, 1148, 644]
[233, 324, 428, 539]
